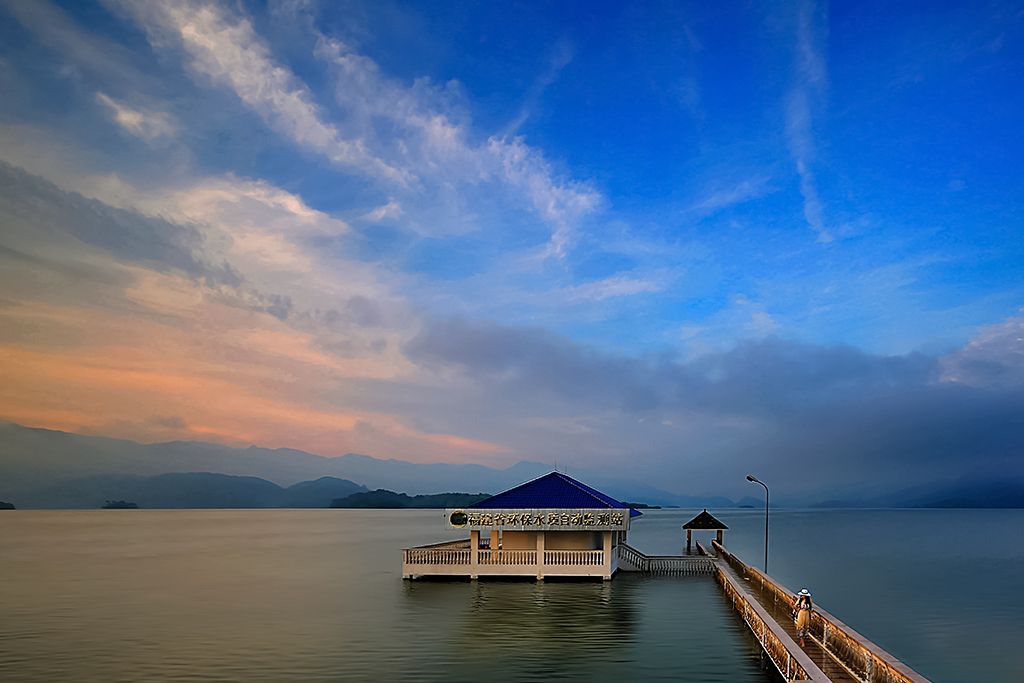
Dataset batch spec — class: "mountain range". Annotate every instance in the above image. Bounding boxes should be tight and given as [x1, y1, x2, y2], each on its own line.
[15, 472, 367, 510]
[2, 422, 1022, 509]
[0, 422, 727, 509]
[809, 480, 1024, 509]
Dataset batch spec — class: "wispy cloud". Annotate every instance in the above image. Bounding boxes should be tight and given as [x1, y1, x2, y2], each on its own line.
[939, 313, 1024, 388]
[314, 34, 600, 257]
[785, 0, 832, 243]
[0, 160, 222, 283]
[488, 135, 601, 259]
[694, 175, 776, 212]
[95, 92, 178, 141]
[556, 276, 661, 303]
[107, 0, 408, 182]
[3, 0, 148, 89]
[88, 0, 601, 259]
[363, 200, 404, 222]
[678, 294, 780, 357]
[504, 40, 574, 137]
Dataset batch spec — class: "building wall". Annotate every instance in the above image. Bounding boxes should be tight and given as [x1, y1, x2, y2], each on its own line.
[543, 531, 603, 550]
[500, 531, 537, 549]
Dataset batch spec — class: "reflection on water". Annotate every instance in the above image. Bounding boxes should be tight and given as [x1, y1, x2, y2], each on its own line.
[403, 580, 635, 681]
[0, 510, 768, 683]
[447, 580, 631, 657]
[399, 574, 768, 682]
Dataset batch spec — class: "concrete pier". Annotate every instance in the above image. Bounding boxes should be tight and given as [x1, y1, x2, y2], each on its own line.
[709, 541, 932, 683]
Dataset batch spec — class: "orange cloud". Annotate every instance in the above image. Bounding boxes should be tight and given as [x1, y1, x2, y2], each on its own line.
[0, 294, 508, 464]
[426, 433, 507, 453]
[236, 328, 412, 380]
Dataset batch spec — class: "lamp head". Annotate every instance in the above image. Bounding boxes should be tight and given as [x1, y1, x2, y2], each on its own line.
[746, 475, 758, 483]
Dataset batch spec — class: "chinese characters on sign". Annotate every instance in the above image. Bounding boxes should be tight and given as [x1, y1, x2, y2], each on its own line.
[469, 512, 623, 526]
[449, 509, 628, 530]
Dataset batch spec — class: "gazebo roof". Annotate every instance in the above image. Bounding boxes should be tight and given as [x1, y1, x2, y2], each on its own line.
[682, 509, 728, 530]
[468, 472, 642, 517]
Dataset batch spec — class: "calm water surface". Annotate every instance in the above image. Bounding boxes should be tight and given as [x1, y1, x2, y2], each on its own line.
[0, 509, 766, 682]
[1, 508, 1021, 682]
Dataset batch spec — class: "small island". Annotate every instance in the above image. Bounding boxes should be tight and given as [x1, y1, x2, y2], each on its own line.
[102, 500, 139, 509]
[0, 501, 15, 510]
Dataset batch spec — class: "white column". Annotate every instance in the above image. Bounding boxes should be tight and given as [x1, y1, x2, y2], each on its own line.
[536, 531, 545, 580]
[470, 529, 479, 579]
[603, 531, 612, 580]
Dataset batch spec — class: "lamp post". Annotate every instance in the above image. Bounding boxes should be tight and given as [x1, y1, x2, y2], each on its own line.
[746, 475, 769, 574]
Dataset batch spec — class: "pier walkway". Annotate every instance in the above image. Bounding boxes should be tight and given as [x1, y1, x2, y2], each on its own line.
[711, 544, 855, 682]
[709, 540, 931, 683]
[619, 541, 930, 683]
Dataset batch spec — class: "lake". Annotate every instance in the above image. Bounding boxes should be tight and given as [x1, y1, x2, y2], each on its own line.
[1, 508, 1021, 682]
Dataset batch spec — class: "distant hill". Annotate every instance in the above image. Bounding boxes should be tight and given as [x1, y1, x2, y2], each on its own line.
[275, 476, 367, 508]
[809, 480, 1024, 509]
[14, 423, 1017, 509]
[330, 490, 491, 508]
[0, 422, 380, 490]
[0, 422, 713, 508]
[6, 472, 367, 510]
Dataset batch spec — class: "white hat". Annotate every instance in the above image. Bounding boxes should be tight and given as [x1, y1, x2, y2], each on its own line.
[798, 589, 811, 597]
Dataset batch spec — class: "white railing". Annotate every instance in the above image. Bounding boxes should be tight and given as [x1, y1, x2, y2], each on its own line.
[646, 556, 715, 574]
[478, 550, 537, 565]
[713, 541, 933, 683]
[617, 543, 716, 574]
[420, 539, 472, 550]
[618, 542, 647, 570]
[714, 562, 829, 682]
[404, 543, 610, 567]
[403, 548, 471, 565]
[544, 550, 604, 566]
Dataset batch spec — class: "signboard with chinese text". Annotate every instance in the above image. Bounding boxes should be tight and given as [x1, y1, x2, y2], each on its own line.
[445, 508, 630, 531]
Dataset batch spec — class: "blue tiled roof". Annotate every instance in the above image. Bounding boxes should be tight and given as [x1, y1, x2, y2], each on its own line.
[468, 472, 642, 517]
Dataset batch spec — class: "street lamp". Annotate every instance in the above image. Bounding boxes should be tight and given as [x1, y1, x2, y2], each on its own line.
[746, 475, 769, 573]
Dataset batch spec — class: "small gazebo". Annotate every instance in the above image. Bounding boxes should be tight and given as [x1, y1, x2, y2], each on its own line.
[682, 509, 728, 551]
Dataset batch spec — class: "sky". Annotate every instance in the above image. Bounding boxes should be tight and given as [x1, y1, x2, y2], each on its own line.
[0, 0, 1022, 501]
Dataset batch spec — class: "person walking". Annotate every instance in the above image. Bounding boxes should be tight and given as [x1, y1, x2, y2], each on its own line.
[792, 589, 813, 647]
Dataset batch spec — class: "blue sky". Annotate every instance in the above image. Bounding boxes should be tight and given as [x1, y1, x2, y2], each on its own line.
[1, 0, 1022, 500]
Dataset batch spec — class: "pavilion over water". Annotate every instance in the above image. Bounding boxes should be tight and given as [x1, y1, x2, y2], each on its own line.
[402, 472, 641, 580]
[682, 508, 728, 551]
